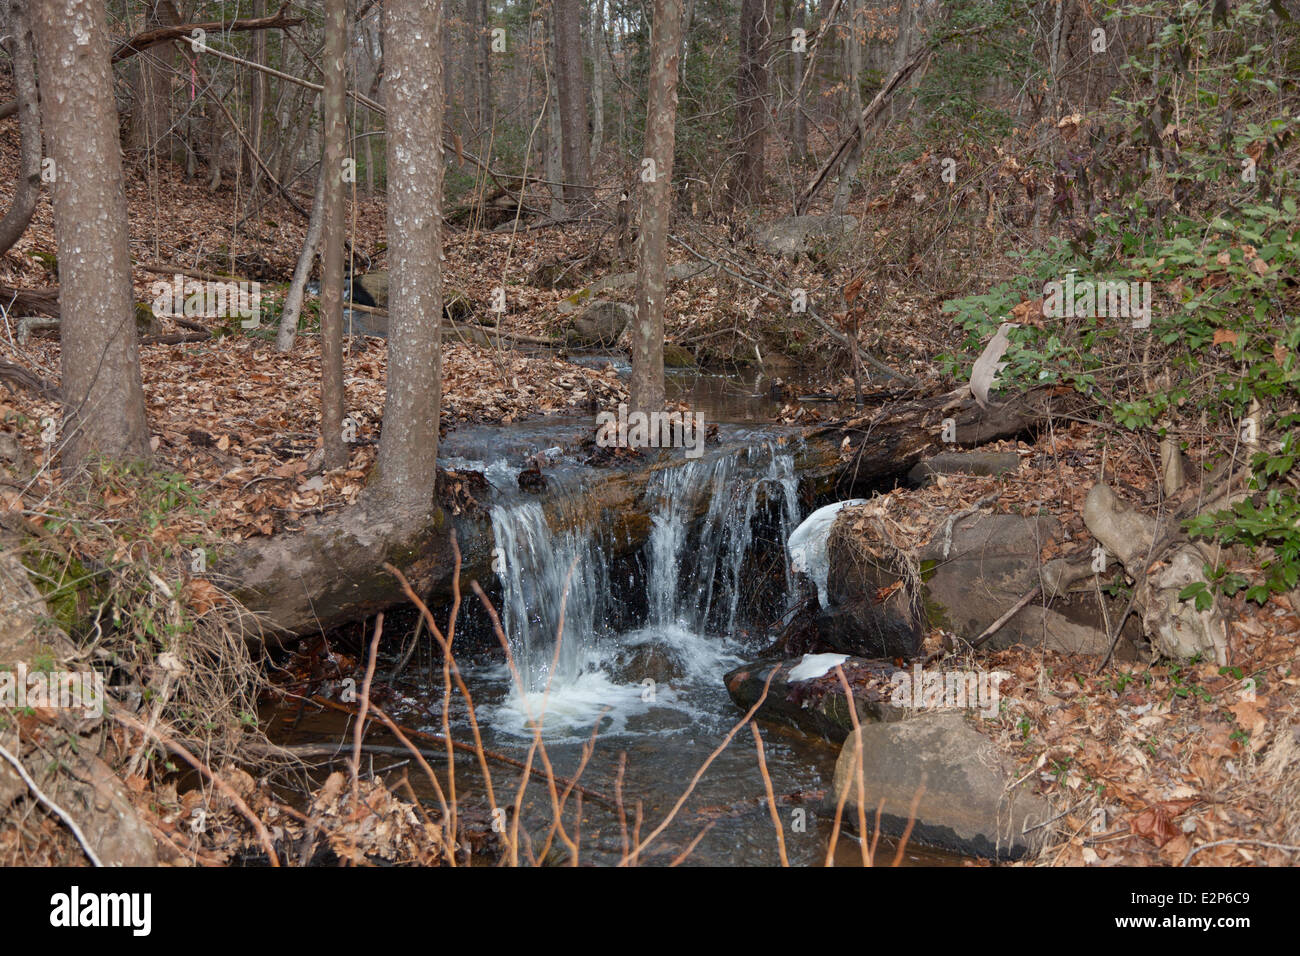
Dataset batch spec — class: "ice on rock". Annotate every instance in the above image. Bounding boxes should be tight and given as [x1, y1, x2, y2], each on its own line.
[786, 498, 868, 609]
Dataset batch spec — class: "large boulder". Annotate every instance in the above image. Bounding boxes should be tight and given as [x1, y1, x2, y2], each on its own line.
[752, 215, 857, 258]
[567, 300, 634, 347]
[831, 712, 1055, 860]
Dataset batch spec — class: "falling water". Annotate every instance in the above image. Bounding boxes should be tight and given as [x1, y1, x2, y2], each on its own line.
[489, 439, 802, 711]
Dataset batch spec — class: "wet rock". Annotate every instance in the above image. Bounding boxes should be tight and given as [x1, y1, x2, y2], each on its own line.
[831, 712, 1054, 860]
[907, 451, 1021, 485]
[567, 301, 633, 347]
[724, 655, 905, 742]
[752, 215, 857, 258]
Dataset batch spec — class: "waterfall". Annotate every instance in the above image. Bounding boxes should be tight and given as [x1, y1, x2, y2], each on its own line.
[489, 499, 611, 694]
[490, 440, 801, 698]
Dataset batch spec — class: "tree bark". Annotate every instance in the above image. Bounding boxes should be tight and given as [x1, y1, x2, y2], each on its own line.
[471, 0, 492, 129]
[552, 0, 593, 207]
[127, 1, 176, 157]
[630, 0, 684, 413]
[370, 0, 443, 513]
[790, 0, 807, 161]
[0, 0, 41, 256]
[832, 0, 864, 214]
[30, 0, 150, 469]
[246, 0, 269, 200]
[728, 0, 772, 205]
[590, 0, 605, 159]
[319, 0, 348, 471]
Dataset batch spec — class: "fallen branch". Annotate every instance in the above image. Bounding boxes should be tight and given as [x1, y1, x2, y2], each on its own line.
[969, 585, 1041, 650]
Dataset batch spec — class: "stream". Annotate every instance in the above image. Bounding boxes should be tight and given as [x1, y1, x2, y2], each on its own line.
[271, 361, 965, 865]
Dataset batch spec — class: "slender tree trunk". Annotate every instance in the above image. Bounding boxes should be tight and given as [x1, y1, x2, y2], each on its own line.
[128, 1, 176, 157]
[832, 0, 864, 214]
[543, 22, 566, 218]
[318, 0, 348, 471]
[371, 0, 443, 512]
[630, 0, 684, 414]
[553, 0, 592, 207]
[472, 0, 492, 128]
[680, 0, 695, 81]
[275, 168, 327, 352]
[30, 0, 150, 468]
[0, 0, 41, 255]
[590, 0, 605, 159]
[791, 0, 807, 161]
[246, 0, 268, 202]
[729, 0, 771, 205]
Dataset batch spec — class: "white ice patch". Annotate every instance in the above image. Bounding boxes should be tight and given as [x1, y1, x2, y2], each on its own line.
[788, 653, 849, 682]
[786, 499, 868, 608]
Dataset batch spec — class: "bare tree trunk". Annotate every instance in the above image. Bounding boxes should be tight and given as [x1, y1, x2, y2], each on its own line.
[590, 0, 605, 159]
[553, 0, 592, 207]
[680, 0, 696, 81]
[728, 0, 771, 206]
[318, 0, 348, 471]
[30, 0, 150, 468]
[630, 0, 684, 413]
[832, 0, 864, 214]
[543, 22, 566, 218]
[275, 168, 326, 352]
[371, 0, 443, 512]
[472, 0, 492, 129]
[791, 0, 807, 161]
[128, 1, 177, 157]
[247, 0, 269, 202]
[0, 0, 41, 255]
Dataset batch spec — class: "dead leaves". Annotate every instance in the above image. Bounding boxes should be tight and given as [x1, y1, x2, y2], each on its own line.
[1129, 798, 1199, 849]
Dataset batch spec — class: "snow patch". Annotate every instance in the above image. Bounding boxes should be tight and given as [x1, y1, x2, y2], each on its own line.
[788, 653, 849, 682]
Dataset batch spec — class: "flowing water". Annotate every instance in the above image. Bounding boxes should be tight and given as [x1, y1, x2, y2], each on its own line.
[274, 365, 964, 865]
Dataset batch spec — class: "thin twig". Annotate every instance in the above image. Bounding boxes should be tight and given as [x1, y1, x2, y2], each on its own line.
[0, 742, 104, 867]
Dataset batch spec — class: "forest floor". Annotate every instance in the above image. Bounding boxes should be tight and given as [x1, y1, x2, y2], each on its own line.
[1, 111, 1296, 867]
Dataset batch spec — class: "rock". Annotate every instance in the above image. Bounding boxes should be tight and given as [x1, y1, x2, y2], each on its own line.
[662, 343, 695, 368]
[907, 451, 1021, 485]
[724, 655, 906, 742]
[567, 301, 633, 347]
[831, 712, 1055, 859]
[752, 215, 857, 258]
[348, 271, 389, 309]
[825, 507, 1124, 657]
